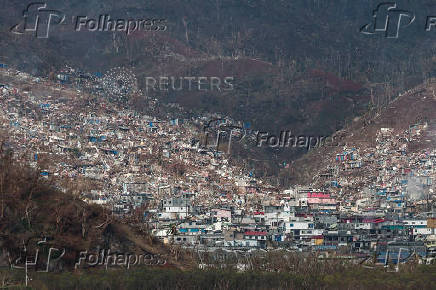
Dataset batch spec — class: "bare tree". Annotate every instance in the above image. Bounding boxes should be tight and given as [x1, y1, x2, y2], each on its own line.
[182, 17, 189, 43]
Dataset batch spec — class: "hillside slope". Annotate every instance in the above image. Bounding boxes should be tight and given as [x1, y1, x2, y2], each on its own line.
[2, 0, 436, 175]
[288, 80, 436, 187]
[0, 147, 192, 270]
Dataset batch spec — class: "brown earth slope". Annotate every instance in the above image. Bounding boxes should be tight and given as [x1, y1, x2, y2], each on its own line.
[288, 80, 436, 185]
[0, 145, 193, 271]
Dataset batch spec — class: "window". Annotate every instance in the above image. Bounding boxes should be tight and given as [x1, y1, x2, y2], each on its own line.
[309, 224, 314, 228]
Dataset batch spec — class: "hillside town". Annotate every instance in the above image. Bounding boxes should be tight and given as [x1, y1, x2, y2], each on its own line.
[1, 65, 436, 266]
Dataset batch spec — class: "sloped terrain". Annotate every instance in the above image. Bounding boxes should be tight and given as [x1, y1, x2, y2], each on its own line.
[288, 80, 436, 186]
[0, 145, 192, 270]
[2, 0, 436, 178]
